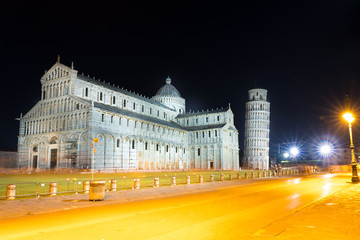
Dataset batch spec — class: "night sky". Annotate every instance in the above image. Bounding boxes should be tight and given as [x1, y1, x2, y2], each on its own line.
[2, 1, 360, 157]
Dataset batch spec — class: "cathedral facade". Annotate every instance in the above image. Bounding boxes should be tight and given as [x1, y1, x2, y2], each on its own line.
[17, 61, 239, 171]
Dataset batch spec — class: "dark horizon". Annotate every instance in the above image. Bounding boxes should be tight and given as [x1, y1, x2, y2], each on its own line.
[2, 1, 360, 156]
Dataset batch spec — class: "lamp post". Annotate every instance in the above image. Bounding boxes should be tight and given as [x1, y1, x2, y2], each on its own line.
[343, 113, 359, 183]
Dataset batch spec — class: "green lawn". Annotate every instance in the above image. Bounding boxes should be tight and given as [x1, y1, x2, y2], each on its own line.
[0, 170, 268, 199]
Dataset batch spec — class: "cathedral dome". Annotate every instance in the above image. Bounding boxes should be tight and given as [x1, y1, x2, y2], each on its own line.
[155, 77, 182, 98]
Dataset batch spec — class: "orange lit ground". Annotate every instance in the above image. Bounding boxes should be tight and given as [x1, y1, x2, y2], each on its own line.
[0, 173, 358, 240]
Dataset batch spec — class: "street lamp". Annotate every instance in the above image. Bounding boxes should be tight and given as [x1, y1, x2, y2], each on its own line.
[343, 112, 359, 183]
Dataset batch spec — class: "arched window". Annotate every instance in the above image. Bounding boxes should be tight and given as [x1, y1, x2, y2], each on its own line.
[123, 100, 126, 108]
[117, 139, 120, 148]
[198, 148, 200, 156]
[166, 145, 169, 152]
[85, 88, 88, 97]
[132, 140, 135, 149]
[133, 102, 136, 110]
[156, 144, 159, 151]
[99, 92, 103, 101]
[145, 142, 148, 150]
[113, 96, 116, 104]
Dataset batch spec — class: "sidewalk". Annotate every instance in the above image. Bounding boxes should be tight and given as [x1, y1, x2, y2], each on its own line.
[254, 181, 360, 239]
[0, 177, 277, 220]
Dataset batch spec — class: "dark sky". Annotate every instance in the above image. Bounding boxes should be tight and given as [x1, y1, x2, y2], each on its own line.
[2, 0, 360, 156]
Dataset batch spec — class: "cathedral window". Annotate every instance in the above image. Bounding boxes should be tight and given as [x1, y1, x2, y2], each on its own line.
[145, 142, 148, 150]
[117, 139, 120, 148]
[142, 105, 144, 112]
[176, 147, 178, 153]
[184, 148, 186, 154]
[156, 144, 159, 151]
[102, 114, 104, 122]
[209, 131, 211, 137]
[150, 108, 152, 115]
[217, 115, 220, 121]
[164, 113, 166, 119]
[99, 92, 103, 101]
[42, 91, 46, 99]
[215, 130, 217, 137]
[196, 118, 198, 124]
[202, 132, 204, 138]
[113, 96, 116, 104]
[187, 119, 189, 125]
[196, 132, 198, 138]
[132, 140, 135, 149]
[85, 88, 88, 97]
[206, 117, 208, 122]
[166, 145, 169, 152]
[133, 103, 136, 110]
[123, 100, 126, 108]
[198, 148, 200, 156]
[119, 117, 121, 125]
[76, 104, 79, 110]
[157, 111, 159, 117]
[111, 116, 113, 123]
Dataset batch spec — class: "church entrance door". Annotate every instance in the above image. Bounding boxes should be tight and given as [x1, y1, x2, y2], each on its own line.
[50, 149, 57, 168]
[33, 156, 38, 169]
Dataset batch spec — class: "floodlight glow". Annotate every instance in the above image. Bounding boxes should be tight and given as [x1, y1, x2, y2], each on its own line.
[319, 144, 331, 156]
[290, 147, 299, 157]
[343, 112, 354, 123]
[283, 152, 289, 158]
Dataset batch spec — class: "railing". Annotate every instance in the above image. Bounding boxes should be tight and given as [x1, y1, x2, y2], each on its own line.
[0, 170, 302, 200]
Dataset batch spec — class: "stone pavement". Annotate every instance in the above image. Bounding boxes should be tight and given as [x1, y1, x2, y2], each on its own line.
[1, 174, 360, 240]
[0, 177, 277, 220]
[254, 181, 360, 239]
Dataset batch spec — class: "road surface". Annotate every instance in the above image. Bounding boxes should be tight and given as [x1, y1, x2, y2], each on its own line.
[0, 173, 349, 240]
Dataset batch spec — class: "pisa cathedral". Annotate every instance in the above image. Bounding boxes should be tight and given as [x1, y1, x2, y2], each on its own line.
[17, 60, 239, 171]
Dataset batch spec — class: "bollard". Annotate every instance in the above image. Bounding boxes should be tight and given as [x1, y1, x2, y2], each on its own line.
[263, 171, 266, 177]
[6, 184, 16, 200]
[210, 174, 214, 182]
[199, 175, 203, 183]
[237, 173, 241, 180]
[154, 177, 159, 187]
[110, 179, 117, 192]
[83, 181, 90, 193]
[229, 173, 233, 180]
[220, 174, 224, 181]
[171, 176, 176, 186]
[257, 172, 261, 178]
[252, 172, 255, 178]
[133, 178, 140, 189]
[245, 172, 248, 179]
[186, 176, 191, 185]
[49, 182, 57, 196]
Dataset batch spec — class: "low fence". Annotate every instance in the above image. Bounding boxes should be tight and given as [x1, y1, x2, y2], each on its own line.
[0, 169, 302, 200]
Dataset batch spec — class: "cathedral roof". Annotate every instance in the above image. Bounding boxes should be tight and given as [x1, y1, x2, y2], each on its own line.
[175, 108, 229, 118]
[91, 102, 186, 131]
[155, 77, 182, 98]
[184, 123, 227, 131]
[77, 73, 175, 111]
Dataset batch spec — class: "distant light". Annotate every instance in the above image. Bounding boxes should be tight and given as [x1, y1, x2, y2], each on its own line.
[318, 141, 334, 158]
[283, 152, 289, 158]
[290, 147, 299, 157]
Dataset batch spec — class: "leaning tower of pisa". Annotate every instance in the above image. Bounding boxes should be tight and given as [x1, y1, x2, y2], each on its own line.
[243, 89, 270, 170]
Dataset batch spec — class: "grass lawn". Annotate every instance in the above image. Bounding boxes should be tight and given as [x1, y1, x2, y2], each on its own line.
[0, 170, 267, 199]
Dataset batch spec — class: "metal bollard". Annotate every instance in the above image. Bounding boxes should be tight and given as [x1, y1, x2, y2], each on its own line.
[133, 179, 140, 189]
[237, 173, 241, 180]
[110, 179, 117, 192]
[171, 176, 176, 186]
[245, 172, 248, 179]
[49, 182, 57, 196]
[199, 175, 203, 183]
[154, 177, 159, 187]
[6, 184, 16, 200]
[83, 181, 90, 193]
[220, 174, 224, 181]
[210, 174, 214, 182]
[186, 176, 190, 185]
[229, 173, 233, 180]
